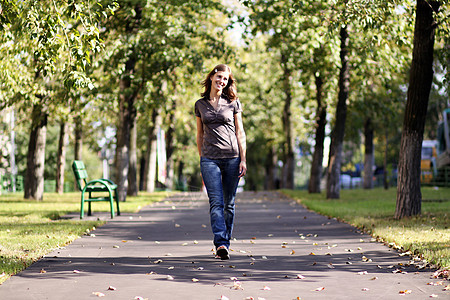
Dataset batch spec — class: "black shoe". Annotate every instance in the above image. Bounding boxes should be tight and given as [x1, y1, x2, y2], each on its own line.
[216, 246, 230, 260]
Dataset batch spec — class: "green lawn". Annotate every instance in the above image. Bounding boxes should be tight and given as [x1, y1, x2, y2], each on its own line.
[0, 191, 170, 283]
[282, 187, 450, 269]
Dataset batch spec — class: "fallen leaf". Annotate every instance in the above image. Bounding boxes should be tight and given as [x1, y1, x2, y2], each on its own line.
[429, 295, 438, 298]
[40, 269, 46, 274]
[220, 296, 229, 300]
[357, 247, 362, 250]
[108, 286, 117, 290]
[370, 276, 378, 280]
[122, 240, 128, 243]
[194, 240, 199, 244]
[155, 241, 161, 244]
[153, 259, 163, 264]
[327, 264, 335, 269]
[192, 278, 199, 282]
[290, 250, 295, 255]
[182, 243, 188, 246]
[167, 275, 174, 280]
[399, 290, 412, 294]
[244, 297, 254, 300]
[138, 236, 142, 240]
[262, 256, 268, 259]
[201, 224, 207, 228]
[92, 292, 105, 297]
[444, 285, 450, 290]
[267, 234, 274, 237]
[277, 215, 281, 219]
[314, 287, 325, 291]
[362, 288, 369, 291]
[262, 286, 271, 290]
[168, 266, 175, 270]
[230, 277, 238, 281]
[73, 270, 81, 273]
[231, 281, 243, 290]
[309, 252, 316, 255]
[296, 274, 305, 279]
[357, 271, 368, 275]
[113, 245, 120, 248]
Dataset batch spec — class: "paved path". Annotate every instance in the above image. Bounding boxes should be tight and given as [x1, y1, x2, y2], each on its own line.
[0, 191, 448, 300]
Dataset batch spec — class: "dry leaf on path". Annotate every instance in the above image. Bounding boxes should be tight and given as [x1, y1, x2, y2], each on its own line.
[92, 292, 105, 297]
[262, 286, 271, 290]
[357, 271, 368, 275]
[314, 287, 325, 291]
[429, 294, 438, 298]
[167, 275, 174, 280]
[296, 274, 305, 279]
[399, 290, 412, 294]
[108, 286, 117, 290]
[192, 278, 199, 282]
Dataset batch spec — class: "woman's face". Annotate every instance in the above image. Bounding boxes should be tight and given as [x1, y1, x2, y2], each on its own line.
[210, 71, 230, 92]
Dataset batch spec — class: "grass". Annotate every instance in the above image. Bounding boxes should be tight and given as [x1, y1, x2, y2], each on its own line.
[282, 187, 450, 270]
[0, 191, 170, 283]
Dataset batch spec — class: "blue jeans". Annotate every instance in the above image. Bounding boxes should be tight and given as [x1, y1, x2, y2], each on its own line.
[200, 156, 241, 249]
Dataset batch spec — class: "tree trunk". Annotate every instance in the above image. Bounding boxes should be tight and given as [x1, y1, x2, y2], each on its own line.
[281, 52, 294, 189]
[395, 0, 440, 219]
[308, 73, 326, 193]
[265, 144, 278, 190]
[363, 118, 374, 189]
[56, 121, 68, 194]
[74, 116, 83, 161]
[165, 97, 176, 190]
[115, 4, 141, 202]
[326, 25, 349, 199]
[127, 117, 138, 196]
[143, 108, 161, 192]
[24, 103, 47, 201]
[383, 127, 389, 190]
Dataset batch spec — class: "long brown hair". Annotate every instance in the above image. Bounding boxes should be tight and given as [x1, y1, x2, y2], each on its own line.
[201, 64, 238, 101]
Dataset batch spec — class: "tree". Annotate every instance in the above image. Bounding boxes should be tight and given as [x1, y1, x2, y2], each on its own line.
[326, 25, 350, 199]
[395, 0, 441, 218]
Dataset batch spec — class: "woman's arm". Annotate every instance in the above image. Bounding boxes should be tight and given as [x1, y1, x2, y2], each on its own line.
[234, 112, 247, 177]
[196, 116, 204, 157]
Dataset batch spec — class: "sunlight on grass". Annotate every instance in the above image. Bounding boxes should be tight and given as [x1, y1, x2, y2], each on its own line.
[0, 191, 170, 283]
[282, 187, 450, 269]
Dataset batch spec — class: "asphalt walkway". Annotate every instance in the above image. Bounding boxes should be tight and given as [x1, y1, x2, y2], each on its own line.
[0, 191, 448, 300]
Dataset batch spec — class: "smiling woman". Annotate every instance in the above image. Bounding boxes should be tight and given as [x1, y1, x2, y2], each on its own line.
[195, 64, 247, 260]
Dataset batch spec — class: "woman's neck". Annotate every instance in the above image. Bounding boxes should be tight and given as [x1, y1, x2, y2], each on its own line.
[209, 89, 222, 101]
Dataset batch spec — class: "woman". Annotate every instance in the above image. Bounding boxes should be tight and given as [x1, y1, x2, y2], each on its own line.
[195, 64, 247, 260]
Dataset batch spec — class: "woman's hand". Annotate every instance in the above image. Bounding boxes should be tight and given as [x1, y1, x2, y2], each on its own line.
[239, 161, 247, 178]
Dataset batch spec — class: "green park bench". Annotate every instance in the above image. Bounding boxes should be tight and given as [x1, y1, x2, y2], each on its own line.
[72, 160, 120, 219]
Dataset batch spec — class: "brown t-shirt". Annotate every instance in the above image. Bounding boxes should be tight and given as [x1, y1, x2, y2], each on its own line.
[195, 96, 243, 159]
